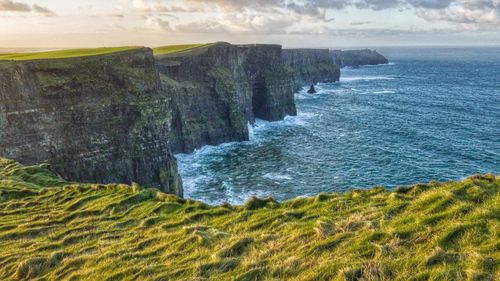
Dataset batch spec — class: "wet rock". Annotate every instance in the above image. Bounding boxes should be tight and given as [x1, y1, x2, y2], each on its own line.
[282, 48, 340, 92]
[307, 85, 317, 94]
[0, 42, 343, 197]
[0, 48, 183, 195]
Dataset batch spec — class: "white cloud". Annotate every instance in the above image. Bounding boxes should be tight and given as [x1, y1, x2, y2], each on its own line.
[416, 0, 500, 30]
[0, 0, 55, 16]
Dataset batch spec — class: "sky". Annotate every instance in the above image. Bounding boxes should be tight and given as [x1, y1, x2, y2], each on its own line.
[0, 0, 499, 48]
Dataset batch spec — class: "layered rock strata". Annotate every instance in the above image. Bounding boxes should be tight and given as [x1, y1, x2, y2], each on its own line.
[0, 43, 354, 196]
[0, 48, 183, 195]
[331, 49, 389, 67]
[282, 48, 340, 91]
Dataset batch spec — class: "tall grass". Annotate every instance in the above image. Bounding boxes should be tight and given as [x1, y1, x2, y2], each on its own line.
[0, 158, 498, 280]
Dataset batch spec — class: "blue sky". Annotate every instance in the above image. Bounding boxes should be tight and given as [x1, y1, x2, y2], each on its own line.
[0, 0, 499, 48]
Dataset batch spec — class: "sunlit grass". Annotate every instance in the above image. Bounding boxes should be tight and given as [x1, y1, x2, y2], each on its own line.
[0, 158, 498, 280]
[0, 47, 142, 61]
[152, 44, 212, 56]
[0, 43, 212, 61]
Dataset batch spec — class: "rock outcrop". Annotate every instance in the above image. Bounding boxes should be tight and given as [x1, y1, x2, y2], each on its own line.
[330, 49, 388, 67]
[0, 48, 183, 195]
[282, 49, 340, 91]
[307, 85, 317, 94]
[0, 42, 345, 196]
[156, 42, 296, 153]
[1, 42, 329, 196]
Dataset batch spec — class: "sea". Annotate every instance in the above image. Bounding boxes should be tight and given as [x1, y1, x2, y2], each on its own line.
[176, 47, 500, 205]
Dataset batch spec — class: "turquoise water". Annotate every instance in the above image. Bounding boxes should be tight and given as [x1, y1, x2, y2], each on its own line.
[177, 48, 500, 205]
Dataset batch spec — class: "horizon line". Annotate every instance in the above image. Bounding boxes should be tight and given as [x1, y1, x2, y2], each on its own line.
[1, 44, 500, 53]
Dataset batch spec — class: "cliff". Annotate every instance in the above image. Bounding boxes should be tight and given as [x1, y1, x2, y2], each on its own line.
[331, 49, 389, 67]
[0, 159, 497, 280]
[0, 42, 324, 195]
[155, 42, 296, 153]
[0, 48, 183, 195]
[282, 48, 340, 91]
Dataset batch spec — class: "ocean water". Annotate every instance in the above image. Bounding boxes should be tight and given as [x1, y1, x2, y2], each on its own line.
[177, 47, 500, 205]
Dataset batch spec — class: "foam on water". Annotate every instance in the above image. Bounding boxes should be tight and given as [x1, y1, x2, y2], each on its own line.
[372, 90, 396, 94]
[340, 76, 395, 82]
[263, 172, 293, 181]
[177, 48, 500, 205]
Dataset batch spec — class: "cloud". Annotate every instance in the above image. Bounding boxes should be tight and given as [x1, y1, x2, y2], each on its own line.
[131, 0, 500, 35]
[351, 21, 372, 25]
[0, 0, 30, 12]
[0, 0, 31, 12]
[148, 11, 299, 34]
[415, 0, 500, 30]
[131, 0, 342, 21]
[146, 17, 173, 30]
[184, 0, 284, 11]
[354, 0, 401, 10]
[0, 0, 55, 16]
[290, 25, 469, 38]
[32, 4, 56, 16]
[407, 0, 452, 9]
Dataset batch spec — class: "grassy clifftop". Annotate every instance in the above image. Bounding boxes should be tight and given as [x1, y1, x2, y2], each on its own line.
[0, 47, 142, 61]
[0, 44, 212, 61]
[153, 44, 212, 56]
[0, 158, 498, 280]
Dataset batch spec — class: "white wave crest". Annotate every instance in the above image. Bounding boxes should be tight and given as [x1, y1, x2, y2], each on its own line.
[263, 172, 293, 181]
[372, 90, 396, 94]
[340, 76, 395, 82]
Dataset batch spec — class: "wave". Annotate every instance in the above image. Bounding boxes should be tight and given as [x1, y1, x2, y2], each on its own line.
[177, 113, 313, 162]
[344, 62, 396, 69]
[253, 112, 315, 131]
[182, 174, 211, 198]
[263, 172, 293, 181]
[340, 76, 395, 82]
[176, 111, 315, 202]
[372, 90, 396, 94]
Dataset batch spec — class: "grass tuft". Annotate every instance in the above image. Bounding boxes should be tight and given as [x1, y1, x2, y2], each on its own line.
[217, 237, 254, 258]
[0, 158, 498, 280]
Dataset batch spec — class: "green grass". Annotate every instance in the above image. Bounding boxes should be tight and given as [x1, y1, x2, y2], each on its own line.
[0, 47, 142, 61]
[152, 44, 212, 56]
[0, 158, 498, 280]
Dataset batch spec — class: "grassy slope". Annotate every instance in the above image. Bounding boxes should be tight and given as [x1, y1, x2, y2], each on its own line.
[152, 44, 212, 56]
[0, 44, 211, 61]
[0, 47, 142, 61]
[0, 158, 498, 281]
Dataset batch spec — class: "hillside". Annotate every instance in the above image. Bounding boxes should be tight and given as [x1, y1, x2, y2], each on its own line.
[0, 44, 213, 62]
[152, 44, 212, 56]
[0, 47, 142, 61]
[0, 158, 498, 280]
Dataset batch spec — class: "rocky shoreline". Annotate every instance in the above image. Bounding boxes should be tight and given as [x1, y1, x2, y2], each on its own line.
[0, 43, 388, 196]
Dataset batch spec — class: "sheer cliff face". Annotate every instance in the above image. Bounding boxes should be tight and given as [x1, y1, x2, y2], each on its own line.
[282, 49, 341, 91]
[330, 49, 389, 67]
[0, 43, 339, 196]
[0, 49, 183, 196]
[156, 43, 296, 153]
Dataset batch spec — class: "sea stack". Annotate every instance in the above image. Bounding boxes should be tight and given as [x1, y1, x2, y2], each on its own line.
[307, 85, 317, 94]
